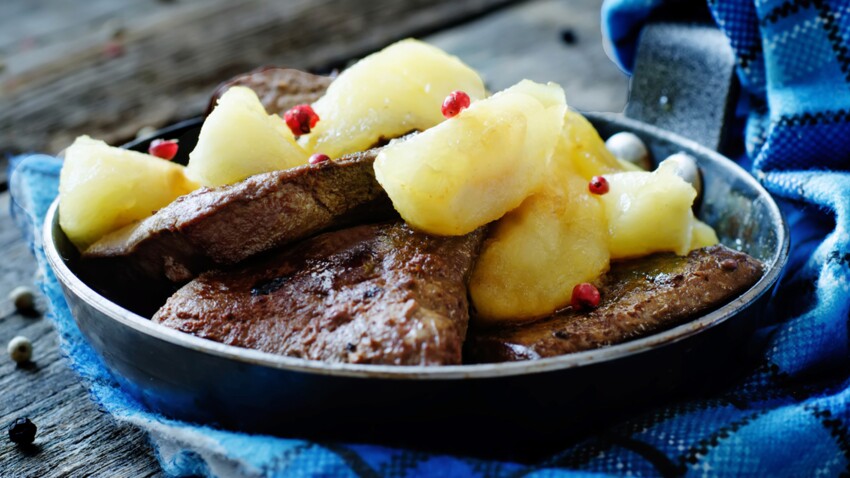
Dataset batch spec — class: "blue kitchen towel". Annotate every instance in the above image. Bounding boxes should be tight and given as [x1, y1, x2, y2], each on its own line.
[8, 0, 850, 475]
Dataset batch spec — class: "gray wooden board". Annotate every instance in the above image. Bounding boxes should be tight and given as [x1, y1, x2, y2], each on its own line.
[0, 0, 519, 155]
[429, 0, 628, 112]
[0, 193, 163, 477]
[0, 0, 626, 475]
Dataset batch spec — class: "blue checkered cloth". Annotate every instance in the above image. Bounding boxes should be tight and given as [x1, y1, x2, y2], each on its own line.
[8, 1, 850, 475]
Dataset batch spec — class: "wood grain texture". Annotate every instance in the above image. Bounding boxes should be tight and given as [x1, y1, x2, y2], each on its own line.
[0, 0, 627, 475]
[429, 0, 628, 112]
[0, 0, 518, 154]
[0, 193, 163, 477]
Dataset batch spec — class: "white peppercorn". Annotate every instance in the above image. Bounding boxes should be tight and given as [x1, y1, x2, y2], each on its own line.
[7, 336, 32, 364]
[9, 286, 35, 312]
[605, 132, 652, 170]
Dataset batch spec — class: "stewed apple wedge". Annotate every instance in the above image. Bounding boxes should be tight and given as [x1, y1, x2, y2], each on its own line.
[59, 136, 199, 250]
[187, 86, 308, 187]
[469, 109, 718, 321]
[599, 160, 713, 258]
[374, 80, 567, 236]
[690, 219, 720, 250]
[301, 39, 486, 159]
[470, 112, 619, 321]
[470, 171, 610, 321]
[557, 110, 623, 179]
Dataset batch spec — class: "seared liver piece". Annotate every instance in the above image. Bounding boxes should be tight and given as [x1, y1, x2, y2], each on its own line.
[207, 67, 333, 116]
[465, 245, 764, 363]
[153, 222, 486, 366]
[83, 150, 392, 284]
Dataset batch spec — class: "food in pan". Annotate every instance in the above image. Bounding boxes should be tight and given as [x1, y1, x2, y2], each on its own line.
[466, 245, 763, 362]
[83, 149, 390, 283]
[373, 79, 565, 237]
[187, 86, 310, 187]
[154, 222, 485, 365]
[58, 38, 764, 365]
[300, 39, 486, 159]
[467, 113, 718, 322]
[207, 67, 332, 117]
[58, 136, 198, 250]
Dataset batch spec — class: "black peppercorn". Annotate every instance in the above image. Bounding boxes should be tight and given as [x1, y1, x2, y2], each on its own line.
[560, 28, 577, 45]
[8, 417, 37, 444]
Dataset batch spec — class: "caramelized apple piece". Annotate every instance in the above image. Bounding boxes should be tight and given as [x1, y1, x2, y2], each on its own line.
[556, 110, 623, 179]
[59, 136, 198, 250]
[374, 80, 566, 236]
[600, 161, 705, 258]
[690, 219, 720, 250]
[469, 110, 719, 321]
[187, 86, 308, 187]
[470, 162, 609, 321]
[301, 39, 486, 159]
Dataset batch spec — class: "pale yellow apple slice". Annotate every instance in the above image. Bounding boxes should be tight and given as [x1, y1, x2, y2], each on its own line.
[59, 136, 199, 250]
[374, 79, 567, 236]
[599, 160, 707, 258]
[187, 86, 308, 187]
[470, 171, 609, 321]
[301, 39, 487, 159]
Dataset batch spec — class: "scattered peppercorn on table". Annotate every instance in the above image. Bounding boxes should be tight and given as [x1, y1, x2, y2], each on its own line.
[0, 0, 627, 475]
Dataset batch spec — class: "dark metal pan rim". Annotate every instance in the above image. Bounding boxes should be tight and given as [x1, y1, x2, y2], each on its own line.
[42, 111, 789, 381]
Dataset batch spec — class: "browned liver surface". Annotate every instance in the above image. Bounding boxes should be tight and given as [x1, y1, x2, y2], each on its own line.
[154, 222, 486, 366]
[465, 245, 764, 363]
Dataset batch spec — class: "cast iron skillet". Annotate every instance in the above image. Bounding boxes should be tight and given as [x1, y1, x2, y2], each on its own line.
[42, 111, 788, 461]
[41, 24, 789, 461]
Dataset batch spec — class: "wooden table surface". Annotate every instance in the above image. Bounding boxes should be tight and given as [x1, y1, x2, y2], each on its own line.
[0, 1, 626, 476]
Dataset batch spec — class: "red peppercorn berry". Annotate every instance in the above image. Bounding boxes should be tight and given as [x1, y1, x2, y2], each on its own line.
[148, 139, 179, 160]
[284, 104, 320, 136]
[309, 153, 330, 165]
[441, 90, 471, 118]
[102, 40, 125, 59]
[571, 283, 601, 310]
[588, 176, 609, 195]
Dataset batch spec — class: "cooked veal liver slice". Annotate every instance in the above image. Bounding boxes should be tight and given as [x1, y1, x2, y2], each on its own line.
[464, 245, 764, 363]
[83, 150, 391, 284]
[207, 67, 333, 116]
[153, 222, 486, 366]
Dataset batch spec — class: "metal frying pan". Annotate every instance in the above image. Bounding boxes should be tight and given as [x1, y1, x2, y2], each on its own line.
[41, 25, 788, 461]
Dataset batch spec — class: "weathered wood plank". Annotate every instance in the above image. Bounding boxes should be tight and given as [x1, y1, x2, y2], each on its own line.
[0, 192, 163, 477]
[1, 0, 519, 154]
[429, 0, 628, 113]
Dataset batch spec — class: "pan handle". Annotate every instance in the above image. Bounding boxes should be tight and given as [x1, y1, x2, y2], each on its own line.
[624, 20, 739, 154]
